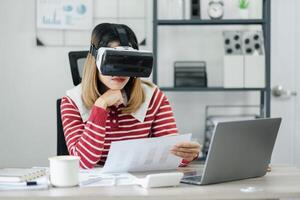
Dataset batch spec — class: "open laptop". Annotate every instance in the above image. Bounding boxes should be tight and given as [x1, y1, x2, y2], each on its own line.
[181, 118, 281, 185]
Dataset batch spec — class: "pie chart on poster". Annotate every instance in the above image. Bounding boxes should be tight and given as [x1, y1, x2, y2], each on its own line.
[77, 4, 86, 15]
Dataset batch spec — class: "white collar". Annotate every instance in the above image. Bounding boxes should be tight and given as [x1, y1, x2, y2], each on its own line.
[131, 83, 156, 122]
[66, 83, 156, 123]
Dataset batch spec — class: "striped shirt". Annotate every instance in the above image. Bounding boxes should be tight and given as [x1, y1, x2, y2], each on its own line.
[61, 85, 189, 169]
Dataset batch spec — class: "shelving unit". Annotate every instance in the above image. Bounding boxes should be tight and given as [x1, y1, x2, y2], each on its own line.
[152, 0, 271, 118]
[159, 87, 266, 92]
[157, 19, 265, 25]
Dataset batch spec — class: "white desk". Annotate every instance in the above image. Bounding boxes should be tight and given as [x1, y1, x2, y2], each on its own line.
[1, 165, 300, 200]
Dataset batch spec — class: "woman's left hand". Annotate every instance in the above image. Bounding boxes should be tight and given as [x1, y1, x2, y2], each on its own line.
[170, 141, 201, 162]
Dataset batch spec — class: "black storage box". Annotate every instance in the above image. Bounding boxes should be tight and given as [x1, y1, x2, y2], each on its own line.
[174, 61, 207, 87]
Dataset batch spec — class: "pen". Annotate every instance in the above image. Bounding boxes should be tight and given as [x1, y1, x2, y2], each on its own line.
[26, 181, 38, 186]
[0, 181, 37, 187]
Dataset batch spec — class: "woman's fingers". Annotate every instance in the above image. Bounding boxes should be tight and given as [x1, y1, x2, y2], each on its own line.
[170, 141, 201, 161]
[175, 141, 201, 148]
[171, 147, 200, 154]
[172, 141, 201, 153]
[114, 98, 124, 107]
[170, 151, 197, 161]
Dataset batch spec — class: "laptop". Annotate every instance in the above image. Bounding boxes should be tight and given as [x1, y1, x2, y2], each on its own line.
[181, 118, 282, 185]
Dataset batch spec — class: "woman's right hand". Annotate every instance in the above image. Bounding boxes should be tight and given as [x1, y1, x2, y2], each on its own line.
[94, 90, 124, 109]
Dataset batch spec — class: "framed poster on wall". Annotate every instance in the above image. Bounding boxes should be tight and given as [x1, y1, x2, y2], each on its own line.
[36, 0, 93, 30]
[36, 0, 147, 47]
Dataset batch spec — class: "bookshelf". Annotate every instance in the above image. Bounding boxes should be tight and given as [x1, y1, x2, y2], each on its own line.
[152, 0, 271, 118]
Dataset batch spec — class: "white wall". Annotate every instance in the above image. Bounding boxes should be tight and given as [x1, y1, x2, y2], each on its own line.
[0, 0, 267, 167]
[295, 0, 300, 167]
[0, 0, 75, 167]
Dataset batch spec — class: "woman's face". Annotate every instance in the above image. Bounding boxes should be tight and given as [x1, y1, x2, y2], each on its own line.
[98, 41, 130, 90]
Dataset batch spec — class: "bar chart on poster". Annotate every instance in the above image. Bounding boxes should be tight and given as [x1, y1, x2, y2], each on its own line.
[36, 0, 93, 30]
[35, 0, 148, 47]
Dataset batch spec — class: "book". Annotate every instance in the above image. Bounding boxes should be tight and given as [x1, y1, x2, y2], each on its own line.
[0, 168, 46, 183]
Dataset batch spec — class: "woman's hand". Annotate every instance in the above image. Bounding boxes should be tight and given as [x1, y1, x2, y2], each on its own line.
[95, 90, 124, 109]
[170, 141, 201, 162]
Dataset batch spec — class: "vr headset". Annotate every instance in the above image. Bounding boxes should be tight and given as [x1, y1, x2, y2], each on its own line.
[90, 25, 153, 77]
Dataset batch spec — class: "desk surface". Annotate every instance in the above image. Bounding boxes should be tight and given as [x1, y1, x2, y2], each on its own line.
[1, 165, 300, 200]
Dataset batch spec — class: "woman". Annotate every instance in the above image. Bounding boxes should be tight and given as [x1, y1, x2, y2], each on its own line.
[61, 23, 201, 169]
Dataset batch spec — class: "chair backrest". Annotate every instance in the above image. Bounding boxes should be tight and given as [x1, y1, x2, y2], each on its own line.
[56, 99, 69, 155]
[56, 51, 89, 155]
[68, 51, 89, 86]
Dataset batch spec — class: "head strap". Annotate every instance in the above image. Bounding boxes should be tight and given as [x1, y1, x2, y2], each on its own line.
[89, 24, 129, 59]
[114, 24, 129, 47]
[89, 44, 98, 59]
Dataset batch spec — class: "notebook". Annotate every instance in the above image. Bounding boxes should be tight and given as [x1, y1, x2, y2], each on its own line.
[0, 168, 46, 183]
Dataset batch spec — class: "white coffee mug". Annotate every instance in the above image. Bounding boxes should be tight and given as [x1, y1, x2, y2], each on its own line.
[48, 156, 80, 187]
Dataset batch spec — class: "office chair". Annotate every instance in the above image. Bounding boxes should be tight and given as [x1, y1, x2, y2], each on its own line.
[68, 51, 89, 86]
[56, 51, 89, 155]
[56, 98, 69, 155]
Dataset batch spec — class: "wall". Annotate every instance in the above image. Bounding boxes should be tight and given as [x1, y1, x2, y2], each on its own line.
[295, 0, 300, 167]
[0, 0, 74, 167]
[0, 0, 268, 167]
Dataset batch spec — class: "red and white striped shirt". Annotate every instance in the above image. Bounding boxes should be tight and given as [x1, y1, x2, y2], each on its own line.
[61, 83, 188, 169]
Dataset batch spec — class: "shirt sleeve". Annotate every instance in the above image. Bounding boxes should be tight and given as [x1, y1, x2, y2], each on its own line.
[60, 96, 108, 169]
[150, 92, 178, 137]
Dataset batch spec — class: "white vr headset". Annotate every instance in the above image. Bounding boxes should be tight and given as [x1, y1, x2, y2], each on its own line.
[91, 46, 153, 77]
[89, 25, 153, 77]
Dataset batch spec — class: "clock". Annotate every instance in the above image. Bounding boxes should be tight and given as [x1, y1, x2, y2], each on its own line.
[208, 0, 224, 20]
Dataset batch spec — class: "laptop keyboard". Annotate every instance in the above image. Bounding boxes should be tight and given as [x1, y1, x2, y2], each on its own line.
[182, 175, 202, 182]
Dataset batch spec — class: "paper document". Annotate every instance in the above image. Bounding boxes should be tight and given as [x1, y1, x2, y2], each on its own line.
[101, 134, 192, 173]
[79, 170, 136, 187]
[79, 168, 136, 187]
